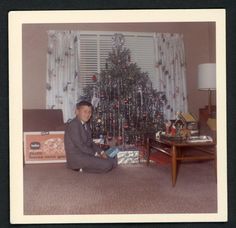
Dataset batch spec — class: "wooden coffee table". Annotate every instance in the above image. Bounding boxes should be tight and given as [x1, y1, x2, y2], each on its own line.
[146, 137, 216, 187]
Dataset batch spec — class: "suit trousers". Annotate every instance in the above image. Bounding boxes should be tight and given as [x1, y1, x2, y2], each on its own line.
[76, 153, 118, 173]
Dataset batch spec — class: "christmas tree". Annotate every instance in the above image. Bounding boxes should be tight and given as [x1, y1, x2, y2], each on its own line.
[82, 33, 166, 146]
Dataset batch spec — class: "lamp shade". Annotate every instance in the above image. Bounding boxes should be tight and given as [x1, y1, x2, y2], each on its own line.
[198, 63, 216, 90]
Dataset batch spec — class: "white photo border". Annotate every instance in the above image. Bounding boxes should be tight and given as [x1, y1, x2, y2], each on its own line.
[9, 9, 227, 224]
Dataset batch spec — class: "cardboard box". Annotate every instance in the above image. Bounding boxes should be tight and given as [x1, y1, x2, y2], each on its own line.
[117, 150, 139, 164]
[24, 131, 66, 164]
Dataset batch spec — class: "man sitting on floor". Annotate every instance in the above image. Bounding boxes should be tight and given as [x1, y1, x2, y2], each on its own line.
[64, 100, 117, 173]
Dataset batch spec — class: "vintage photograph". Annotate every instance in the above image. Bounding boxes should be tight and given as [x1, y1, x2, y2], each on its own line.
[9, 10, 227, 223]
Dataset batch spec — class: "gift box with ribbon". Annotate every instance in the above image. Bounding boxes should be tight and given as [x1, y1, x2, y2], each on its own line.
[117, 150, 139, 164]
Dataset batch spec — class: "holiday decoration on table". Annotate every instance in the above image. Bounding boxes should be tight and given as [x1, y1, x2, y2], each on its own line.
[160, 111, 199, 142]
[81, 33, 167, 146]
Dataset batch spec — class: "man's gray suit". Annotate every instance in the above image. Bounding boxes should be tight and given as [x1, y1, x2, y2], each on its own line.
[64, 117, 117, 173]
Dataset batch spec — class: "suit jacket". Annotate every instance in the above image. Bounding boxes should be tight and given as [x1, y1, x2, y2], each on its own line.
[64, 117, 102, 169]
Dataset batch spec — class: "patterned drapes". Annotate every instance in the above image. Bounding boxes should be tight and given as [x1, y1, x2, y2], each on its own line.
[46, 31, 81, 122]
[155, 33, 188, 120]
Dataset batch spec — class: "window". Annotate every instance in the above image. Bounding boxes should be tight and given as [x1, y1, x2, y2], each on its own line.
[78, 31, 157, 91]
[124, 35, 157, 88]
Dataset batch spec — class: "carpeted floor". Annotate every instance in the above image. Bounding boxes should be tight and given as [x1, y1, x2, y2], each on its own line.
[23, 159, 217, 215]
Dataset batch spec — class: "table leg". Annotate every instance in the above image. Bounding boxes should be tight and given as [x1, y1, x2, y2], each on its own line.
[172, 145, 177, 187]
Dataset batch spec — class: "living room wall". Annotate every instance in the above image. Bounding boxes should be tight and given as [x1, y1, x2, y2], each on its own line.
[22, 22, 215, 119]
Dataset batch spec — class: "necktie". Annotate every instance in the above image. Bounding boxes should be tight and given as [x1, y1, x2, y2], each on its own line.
[83, 123, 87, 131]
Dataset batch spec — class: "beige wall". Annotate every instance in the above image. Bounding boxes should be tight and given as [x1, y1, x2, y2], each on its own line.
[22, 22, 215, 117]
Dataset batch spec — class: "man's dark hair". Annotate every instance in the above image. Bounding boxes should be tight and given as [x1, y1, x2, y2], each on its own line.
[76, 100, 92, 109]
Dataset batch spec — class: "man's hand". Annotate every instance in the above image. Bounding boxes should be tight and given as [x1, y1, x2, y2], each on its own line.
[100, 151, 108, 159]
[95, 151, 108, 159]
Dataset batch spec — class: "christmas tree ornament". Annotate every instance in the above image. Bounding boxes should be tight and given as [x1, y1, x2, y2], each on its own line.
[107, 134, 113, 141]
[117, 136, 123, 142]
[123, 123, 129, 129]
[92, 74, 97, 82]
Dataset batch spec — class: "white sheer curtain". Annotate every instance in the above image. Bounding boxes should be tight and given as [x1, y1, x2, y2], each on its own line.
[46, 31, 81, 122]
[155, 33, 188, 120]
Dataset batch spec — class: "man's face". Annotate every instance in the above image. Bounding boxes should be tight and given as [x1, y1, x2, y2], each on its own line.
[76, 105, 92, 123]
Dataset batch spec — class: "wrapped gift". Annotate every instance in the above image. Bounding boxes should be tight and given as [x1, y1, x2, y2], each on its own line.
[105, 147, 120, 158]
[117, 150, 139, 164]
[24, 131, 66, 164]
